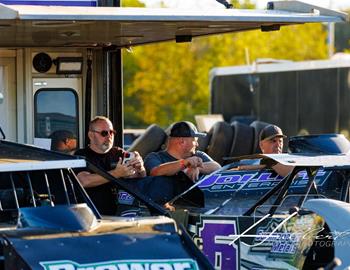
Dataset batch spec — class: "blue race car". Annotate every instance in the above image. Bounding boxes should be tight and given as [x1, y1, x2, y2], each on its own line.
[0, 139, 212, 270]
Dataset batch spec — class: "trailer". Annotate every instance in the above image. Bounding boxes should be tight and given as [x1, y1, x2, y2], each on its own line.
[0, 0, 347, 149]
[210, 56, 350, 138]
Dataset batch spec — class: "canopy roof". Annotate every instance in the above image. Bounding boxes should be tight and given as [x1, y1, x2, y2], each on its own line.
[0, 0, 347, 48]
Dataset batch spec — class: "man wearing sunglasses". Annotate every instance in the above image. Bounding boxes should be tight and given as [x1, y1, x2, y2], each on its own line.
[74, 116, 146, 215]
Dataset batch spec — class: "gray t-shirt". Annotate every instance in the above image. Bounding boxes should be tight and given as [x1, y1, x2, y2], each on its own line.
[144, 150, 213, 175]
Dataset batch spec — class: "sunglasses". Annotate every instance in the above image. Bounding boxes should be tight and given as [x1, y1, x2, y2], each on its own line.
[91, 129, 116, 137]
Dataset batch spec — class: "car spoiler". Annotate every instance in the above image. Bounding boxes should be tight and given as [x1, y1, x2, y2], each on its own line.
[226, 153, 350, 169]
[0, 140, 86, 172]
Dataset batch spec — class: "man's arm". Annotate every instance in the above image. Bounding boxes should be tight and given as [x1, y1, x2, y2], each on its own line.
[145, 152, 202, 176]
[149, 159, 186, 176]
[196, 151, 221, 174]
[271, 163, 294, 177]
[77, 158, 140, 188]
[77, 171, 109, 188]
[199, 161, 221, 174]
[150, 158, 203, 182]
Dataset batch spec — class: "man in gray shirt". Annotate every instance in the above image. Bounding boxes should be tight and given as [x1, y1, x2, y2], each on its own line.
[145, 121, 220, 182]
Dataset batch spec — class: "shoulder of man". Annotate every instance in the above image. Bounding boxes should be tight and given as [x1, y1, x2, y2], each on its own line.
[144, 151, 169, 175]
[74, 148, 87, 157]
[110, 146, 125, 155]
[195, 150, 213, 162]
[144, 150, 166, 161]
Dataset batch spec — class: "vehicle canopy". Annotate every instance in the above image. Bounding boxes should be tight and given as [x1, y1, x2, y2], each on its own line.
[0, 1, 347, 48]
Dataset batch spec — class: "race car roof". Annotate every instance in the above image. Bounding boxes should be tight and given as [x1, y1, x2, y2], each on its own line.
[0, 1, 347, 48]
[0, 140, 86, 172]
[258, 153, 350, 168]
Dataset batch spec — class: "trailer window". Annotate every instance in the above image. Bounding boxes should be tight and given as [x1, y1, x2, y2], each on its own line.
[34, 89, 79, 140]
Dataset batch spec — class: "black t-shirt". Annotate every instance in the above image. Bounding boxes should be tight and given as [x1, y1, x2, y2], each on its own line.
[74, 147, 125, 215]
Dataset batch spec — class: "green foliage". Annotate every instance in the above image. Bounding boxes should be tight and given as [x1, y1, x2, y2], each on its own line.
[122, 0, 144, 126]
[231, 0, 255, 9]
[121, 0, 145, 7]
[123, 1, 329, 128]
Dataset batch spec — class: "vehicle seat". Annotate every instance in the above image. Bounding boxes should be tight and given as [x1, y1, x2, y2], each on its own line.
[197, 132, 211, 152]
[128, 124, 167, 158]
[206, 121, 233, 165]
[229, 121, 254, 157]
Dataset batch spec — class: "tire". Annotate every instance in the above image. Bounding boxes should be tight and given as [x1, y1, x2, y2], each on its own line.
[206, 121, 233, 165]
[229, 121, 254, 157]
[128, 124, 167, 158]
[250, 120, 271, 154]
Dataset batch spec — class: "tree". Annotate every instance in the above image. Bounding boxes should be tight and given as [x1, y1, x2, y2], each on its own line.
[123, 1, 329, 128]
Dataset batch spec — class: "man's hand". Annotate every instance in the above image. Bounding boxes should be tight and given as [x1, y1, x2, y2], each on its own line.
[163, 202, 175, 211]
[110, 158, 137, 178]
[126, 151, 146, 177]
[112, 152, 146, 178]
[184, 167, 200, 182]
[184, 156, 203, 168]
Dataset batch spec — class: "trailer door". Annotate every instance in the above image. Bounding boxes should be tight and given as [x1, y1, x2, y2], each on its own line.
[33, 78, 82, 149]
[0, 57, 16, 141]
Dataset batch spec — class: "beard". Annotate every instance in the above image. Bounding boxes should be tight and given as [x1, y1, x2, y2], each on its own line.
[100, 141, 113, 152]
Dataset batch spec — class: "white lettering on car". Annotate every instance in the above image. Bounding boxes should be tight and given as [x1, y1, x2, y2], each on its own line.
[40, 260, 198, 270]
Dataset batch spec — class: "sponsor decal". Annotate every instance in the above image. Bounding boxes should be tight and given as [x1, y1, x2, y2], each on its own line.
[40, 259, 199, 270]
[248, 215, 316, 259]
[117, 190, 135, 205]
[251, 218, 300, 256]
[199, 169, 330, 192]
[193, 217, 239, 270]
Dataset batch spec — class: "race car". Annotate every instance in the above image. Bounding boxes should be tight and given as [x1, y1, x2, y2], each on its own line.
[168, 152, 350, 269]
[4, 132, 349, 270]
[0, 139, 213, 270]
[101, 132, 350, 269]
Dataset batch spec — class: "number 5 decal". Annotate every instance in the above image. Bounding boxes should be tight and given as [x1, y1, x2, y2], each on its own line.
[198, 218, 239, 270]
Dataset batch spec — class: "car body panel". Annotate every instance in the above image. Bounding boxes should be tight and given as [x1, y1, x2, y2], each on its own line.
[304, 199, 350, 268]
[174, 154, 350, 269]
[0, 140, 213, 270]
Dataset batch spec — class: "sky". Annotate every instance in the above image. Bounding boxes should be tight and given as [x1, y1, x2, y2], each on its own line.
[141, 0, 350, 11]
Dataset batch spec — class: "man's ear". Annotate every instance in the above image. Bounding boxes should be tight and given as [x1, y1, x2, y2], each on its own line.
[259, 140, 264, 152]
[88, 131, 94, 141]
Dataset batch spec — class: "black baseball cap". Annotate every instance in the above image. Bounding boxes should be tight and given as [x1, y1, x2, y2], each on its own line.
[49, 130, 76, 142]
[259, 125, 286, 141]
[169, 121, 206, 138]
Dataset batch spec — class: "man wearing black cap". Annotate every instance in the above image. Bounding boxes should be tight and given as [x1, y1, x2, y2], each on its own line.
[259, 124, 287, 154]
[49, 130, 77, 154]
[144, 121, 221, 182]
[259, 124, 293, 176]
